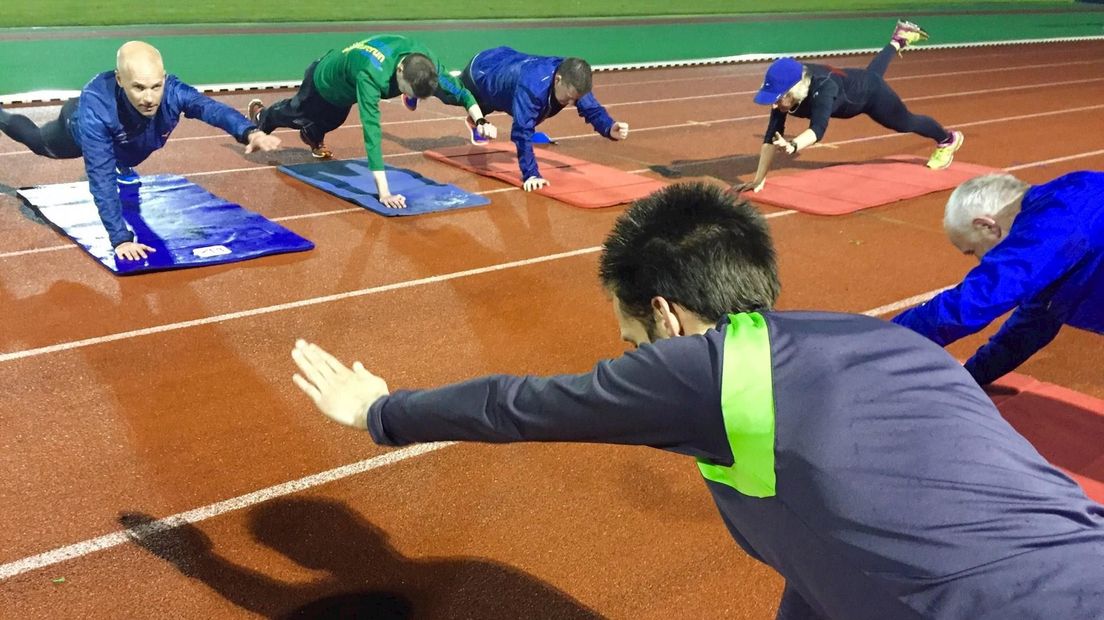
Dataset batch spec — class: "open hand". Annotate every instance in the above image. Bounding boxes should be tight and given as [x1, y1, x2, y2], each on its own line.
[380, 193, 407, 209]
[115, 241, 156, 261]
[730, 179, 766, 193]
[292, 339, 389, 429]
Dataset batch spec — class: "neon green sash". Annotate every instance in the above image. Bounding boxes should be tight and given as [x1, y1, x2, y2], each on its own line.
[696, 312, 777, 498]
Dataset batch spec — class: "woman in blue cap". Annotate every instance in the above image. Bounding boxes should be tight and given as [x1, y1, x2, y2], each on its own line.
[735, 20, 964, 193]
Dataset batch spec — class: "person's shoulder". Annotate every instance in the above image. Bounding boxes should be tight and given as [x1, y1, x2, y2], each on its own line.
[762, 310, 909, 340]
[80, 71, 115, 97]
[78, 72, 118, 123]
[1023, 171, 1104, 214]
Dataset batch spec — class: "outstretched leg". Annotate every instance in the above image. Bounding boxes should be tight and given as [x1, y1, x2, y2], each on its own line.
[866, 81, 963, 169]
[866, 45, 899, 79]
[868, 20, 928, 76]
[0, 98, 82, 159]
[866, 82, 949, 143]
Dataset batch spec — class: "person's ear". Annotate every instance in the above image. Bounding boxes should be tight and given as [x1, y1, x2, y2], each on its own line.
[972, 216, 1002, 240]
[650, 296, 683, 338]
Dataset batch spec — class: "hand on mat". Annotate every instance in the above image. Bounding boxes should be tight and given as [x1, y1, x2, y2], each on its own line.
[115, 241, 156, 261]
[477, 121, 498, 140]
[292, 339, 389, 429]
[245, 130, 281, 154]
[380, 193, 407, 209]
[610, 122, 630, 141]
[731, 179, 766, 194]
[523, 176, 550, 192]
[772, 132, 797, 155]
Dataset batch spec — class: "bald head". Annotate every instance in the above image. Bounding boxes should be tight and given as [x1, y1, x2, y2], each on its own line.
[115, 41, 166, 117]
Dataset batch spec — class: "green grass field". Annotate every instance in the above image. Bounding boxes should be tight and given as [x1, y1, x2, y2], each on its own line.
[0, 1, 1076, 28]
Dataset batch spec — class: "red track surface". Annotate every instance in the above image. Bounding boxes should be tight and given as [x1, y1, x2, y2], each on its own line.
[2, 41, 1104, 618]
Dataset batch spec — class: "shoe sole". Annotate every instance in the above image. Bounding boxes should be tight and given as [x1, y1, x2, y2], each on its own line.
[247, 99, 265, 124]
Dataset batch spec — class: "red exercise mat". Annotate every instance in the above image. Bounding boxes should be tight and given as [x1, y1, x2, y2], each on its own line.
[988, 373, 1104, 503]
[743, 155, 999, 215]
[424, 143, 667, 209]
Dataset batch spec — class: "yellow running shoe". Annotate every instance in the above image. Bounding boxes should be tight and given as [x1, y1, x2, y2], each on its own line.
[927, 131, 964, 170]
[892, 19, 929, 50]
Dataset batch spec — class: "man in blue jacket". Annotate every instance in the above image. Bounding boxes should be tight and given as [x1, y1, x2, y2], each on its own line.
[457, 47, 629, 192]
[893, 171, 1104, 385]
[0, 41, 280, 261]
[291, 182, 1103, 620]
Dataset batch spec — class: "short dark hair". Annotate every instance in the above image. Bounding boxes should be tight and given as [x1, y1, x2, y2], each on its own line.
[598, 182, 780, 325]
[555, 57, 592, 95]
[401, 53, 437, 98]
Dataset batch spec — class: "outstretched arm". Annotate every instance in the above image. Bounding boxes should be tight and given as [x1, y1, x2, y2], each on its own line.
[963, 300, 1064, 385]
[291, 337, 732, 463]
[893, 219, 1086, 346]
[177, 81, 277, 152]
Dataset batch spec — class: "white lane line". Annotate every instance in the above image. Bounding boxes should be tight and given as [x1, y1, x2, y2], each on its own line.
[861, 286, 953, 317]
[0, 208, 799, 360]
[0, 442, 456, 581]
[0, 276, 952, 581]
[0, 246, 603, 364]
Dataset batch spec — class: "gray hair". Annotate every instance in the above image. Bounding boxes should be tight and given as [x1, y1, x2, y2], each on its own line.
[944, 173, 1030, 233]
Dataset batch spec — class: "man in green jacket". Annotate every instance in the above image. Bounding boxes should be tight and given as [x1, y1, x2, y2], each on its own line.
[250, 34, 497, 209]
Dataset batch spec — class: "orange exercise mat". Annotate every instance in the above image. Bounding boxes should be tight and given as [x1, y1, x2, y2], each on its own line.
[424, 143, 667, 209]
[742, 155, 999, 215]
[988, 373, 1104, 504]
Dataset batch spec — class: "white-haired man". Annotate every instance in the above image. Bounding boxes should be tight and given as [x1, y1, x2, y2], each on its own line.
[893, 171, 1104, 385]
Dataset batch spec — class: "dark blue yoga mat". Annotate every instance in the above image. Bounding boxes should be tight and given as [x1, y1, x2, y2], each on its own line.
[278, 160, 489, 216]
[17, 174, 314, 275]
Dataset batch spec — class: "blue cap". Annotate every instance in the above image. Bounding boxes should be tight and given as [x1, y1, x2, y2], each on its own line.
[753, 58, 803, 105]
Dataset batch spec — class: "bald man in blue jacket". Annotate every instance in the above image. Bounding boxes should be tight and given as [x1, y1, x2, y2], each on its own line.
[0, 41, 280, 261]
[458, 47, 629, 192]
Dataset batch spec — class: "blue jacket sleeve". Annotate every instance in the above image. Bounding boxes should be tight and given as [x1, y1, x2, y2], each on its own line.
[175, 80, 254, 143]
[963, 299, 1064, 385]
[575, 92, 614, 137]
[78, 112, 133, 247]
[367, 334, 732, 464]
[892, 216, 1086, 346]
[511, 85, 545, 180]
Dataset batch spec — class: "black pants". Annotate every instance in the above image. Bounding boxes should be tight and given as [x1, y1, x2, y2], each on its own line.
[0, 98, 83, 158]
[257, 61, 352, 146]
[863, 45, 950, 144]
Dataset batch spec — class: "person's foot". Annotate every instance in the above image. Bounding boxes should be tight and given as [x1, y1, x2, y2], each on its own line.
[299, 129, 333, 159]
[247, 98, 265, 125]
[927, 131, 964, 170]
[465, 117, 489, 145]
[115, 166, 141, 185]
[891, 20, 929, 51]
[402, 94, 417, 112]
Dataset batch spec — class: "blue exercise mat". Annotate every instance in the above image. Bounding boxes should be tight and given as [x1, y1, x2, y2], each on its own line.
[278, 160, 489, 216]
[17, 174, 314, 275]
